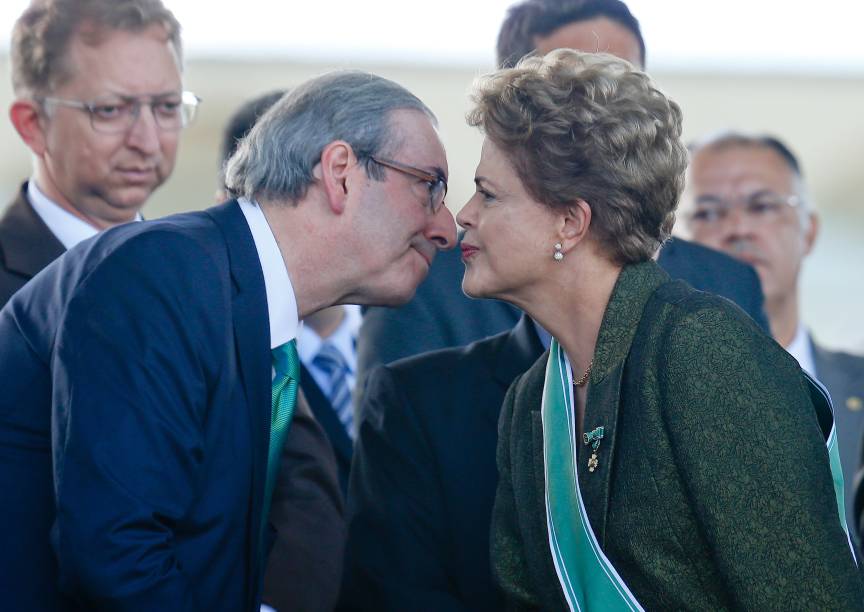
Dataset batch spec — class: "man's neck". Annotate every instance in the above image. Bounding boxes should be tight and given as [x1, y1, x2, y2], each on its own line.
[766, 292, 800, 348]
[31, 173, 134, 231]
[304, 306, 346, 340]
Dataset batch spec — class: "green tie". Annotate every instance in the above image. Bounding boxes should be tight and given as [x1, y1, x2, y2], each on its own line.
[262, 339, 300, 547]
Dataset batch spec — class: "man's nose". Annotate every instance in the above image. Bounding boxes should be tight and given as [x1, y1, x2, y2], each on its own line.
[426, 204, 457, 250]
[125, 104, 162, 155]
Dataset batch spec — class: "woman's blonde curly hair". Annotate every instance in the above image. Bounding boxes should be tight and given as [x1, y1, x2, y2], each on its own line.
[468, 49, 688, 264]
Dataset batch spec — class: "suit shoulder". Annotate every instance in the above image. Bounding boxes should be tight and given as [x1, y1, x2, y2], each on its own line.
[384, 328, 512, 382]
[662, 238, 756, 277]
[813, 343, 864, 370]
[650, 280, 793, 372]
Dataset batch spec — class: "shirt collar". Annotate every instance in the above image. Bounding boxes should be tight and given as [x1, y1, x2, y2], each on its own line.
[785, 321, 817, 377]
[27, 181, 143, 250]
[28, 181, 98, 249]
[237, 197, 299, 349]
[297, 304, 361, 372]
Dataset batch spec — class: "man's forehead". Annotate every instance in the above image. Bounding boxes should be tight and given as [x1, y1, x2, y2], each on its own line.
[534, 17, 643, 68]
[690, 145, 797, 192]
[388, 109, 447, 173]
[63, 24, 181, 87]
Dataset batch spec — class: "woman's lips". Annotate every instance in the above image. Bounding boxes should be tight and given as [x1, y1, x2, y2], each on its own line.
[460, 244, 479, 261]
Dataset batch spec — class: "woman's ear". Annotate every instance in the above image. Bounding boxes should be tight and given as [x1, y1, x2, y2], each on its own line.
[558, 199, 591, 252]
[315, 140, 355, 215]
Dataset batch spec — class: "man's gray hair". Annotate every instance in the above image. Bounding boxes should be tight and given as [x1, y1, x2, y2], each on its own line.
[224, 70, 436, 204]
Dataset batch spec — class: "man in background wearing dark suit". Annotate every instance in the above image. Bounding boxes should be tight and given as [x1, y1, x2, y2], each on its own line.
[0, 62, 456, 611]
[682, 131, 864, 541]
[342, 1, 768, 610]
[219, 91, 356, 498]
[0, 0, 192, 308]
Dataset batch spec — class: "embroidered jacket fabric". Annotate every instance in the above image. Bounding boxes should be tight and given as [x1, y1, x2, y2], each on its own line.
[492, 261, 864, 610]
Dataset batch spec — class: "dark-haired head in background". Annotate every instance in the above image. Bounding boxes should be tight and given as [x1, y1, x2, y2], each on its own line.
[497, 0, 644, 69]
[218, 89, 287, 200]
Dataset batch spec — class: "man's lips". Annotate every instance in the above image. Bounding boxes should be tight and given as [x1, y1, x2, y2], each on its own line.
[116, 167, 157, 183]
[460, 243, 479, 260]
[412, 245, 434, 267]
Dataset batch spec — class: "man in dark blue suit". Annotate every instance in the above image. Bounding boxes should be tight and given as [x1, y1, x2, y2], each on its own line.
[343, 1, 767, 609]
[219, 92, 356, 497]
[0, 69, 456, 610]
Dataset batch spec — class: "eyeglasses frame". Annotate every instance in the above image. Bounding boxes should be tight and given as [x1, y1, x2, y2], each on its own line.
[369, 155, 448, 215]
[37, 90, 201, 133]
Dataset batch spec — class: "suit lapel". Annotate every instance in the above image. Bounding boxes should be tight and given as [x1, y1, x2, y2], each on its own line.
[486, 315, 545, 426]
[578, 262, 668, 546]
[0, 184, 66, 278]
[206, 201, 271, 590]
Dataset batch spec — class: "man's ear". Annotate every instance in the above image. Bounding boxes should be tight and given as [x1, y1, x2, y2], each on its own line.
[10, 99, 48, 156]
[558, 199, 592, 253]
[802, 210, 819, 256]
[317, 140, 356, 215]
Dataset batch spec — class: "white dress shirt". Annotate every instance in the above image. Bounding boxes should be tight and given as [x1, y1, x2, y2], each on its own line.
[28, 180, 142, 249]
[239, 199, 299, 612]
[785, 322, 817, 378]
[238, 197, 299, 350]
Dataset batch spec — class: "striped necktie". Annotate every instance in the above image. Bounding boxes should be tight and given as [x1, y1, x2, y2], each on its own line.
[262, 339, 299, 544]
[312, 341, 354, 438]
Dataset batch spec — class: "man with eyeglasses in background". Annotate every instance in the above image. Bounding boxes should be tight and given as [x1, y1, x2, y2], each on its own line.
[0, 1, 201, 608]
[682, 131, 864, 543]
[0, 0, 198, 307]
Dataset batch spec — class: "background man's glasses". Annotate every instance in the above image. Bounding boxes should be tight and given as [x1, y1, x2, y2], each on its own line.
[370, 156, 447, 214]
[38, 91, 201, 133]
[687, 191, 802, 227]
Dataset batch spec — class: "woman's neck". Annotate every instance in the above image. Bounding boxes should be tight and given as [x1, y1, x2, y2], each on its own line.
[515, 255, 621, 378]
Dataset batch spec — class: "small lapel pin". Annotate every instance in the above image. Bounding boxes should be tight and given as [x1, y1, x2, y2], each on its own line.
[583, 426, 605, 473]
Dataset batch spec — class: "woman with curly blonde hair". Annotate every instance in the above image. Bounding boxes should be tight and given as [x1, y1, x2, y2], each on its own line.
[457, 49, 861, 610]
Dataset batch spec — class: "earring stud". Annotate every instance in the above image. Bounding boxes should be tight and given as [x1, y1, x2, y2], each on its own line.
[553, 243, 564, 261]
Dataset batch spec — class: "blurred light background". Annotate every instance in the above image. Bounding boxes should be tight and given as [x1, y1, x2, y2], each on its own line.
[1, 0, 862, 351]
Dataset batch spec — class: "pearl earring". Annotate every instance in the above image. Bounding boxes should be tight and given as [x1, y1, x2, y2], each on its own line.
[553, 243, 564, 261]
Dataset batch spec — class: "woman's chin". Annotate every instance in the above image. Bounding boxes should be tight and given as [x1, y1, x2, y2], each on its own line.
[461, 275, 494, 300]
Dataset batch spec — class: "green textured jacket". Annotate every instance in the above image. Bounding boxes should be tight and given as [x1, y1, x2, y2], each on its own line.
[492, 261, 864, 611]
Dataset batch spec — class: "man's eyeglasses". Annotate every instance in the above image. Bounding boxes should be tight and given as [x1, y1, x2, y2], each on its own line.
[686, 191, 802, 228]
[369, 156, 448, 215]
[38, 91, 201, 134]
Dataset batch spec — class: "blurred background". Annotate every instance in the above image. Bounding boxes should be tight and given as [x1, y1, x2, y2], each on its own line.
[1, 0, 862, 351]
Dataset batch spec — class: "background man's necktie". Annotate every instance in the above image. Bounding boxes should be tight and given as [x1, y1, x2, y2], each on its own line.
[262, 339, 299, 547]
[312, 341, 354, 438]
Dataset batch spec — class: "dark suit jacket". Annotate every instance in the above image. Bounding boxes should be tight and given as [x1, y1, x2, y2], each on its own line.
[0, 183, 65, 307]
[300, 363, 354, 495]
[0, 201, 343, 611]
[344, 238, 768, 609]
[494, 262, 862, 610]
[341, 316, 543, 611]
[812, 343, 864, 541]
[262, 390, 346, 612]
[355, 237, 768, 398]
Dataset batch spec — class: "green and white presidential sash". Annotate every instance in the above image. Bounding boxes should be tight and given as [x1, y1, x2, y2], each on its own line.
[804, 371, 858, 562]
[542, 339, 643, 612]
[541, 342, 857, 612]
